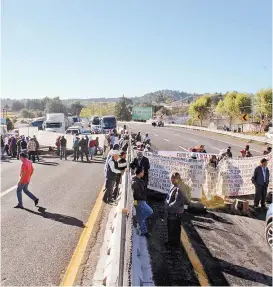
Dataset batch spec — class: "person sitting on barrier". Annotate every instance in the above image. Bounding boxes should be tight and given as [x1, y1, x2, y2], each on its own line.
[103, 150, 122, 204]
[209, 155, 218, 168]
[246, 150, 253, 158]
[263, 146, 272, 155]
[132, 166, 153, 237]
[130, 150, 150, 188]
[136, 132, 141, 142]
[165, 172, 190, 248]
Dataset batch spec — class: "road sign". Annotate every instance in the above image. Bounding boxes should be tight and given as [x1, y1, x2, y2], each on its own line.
[242, 114, 248, 121]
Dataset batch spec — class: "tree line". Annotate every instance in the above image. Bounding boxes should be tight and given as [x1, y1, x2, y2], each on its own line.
[188, 89, 272, 127]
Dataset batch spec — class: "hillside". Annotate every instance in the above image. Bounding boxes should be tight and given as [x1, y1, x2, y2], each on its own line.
[134, 90, 199, 104]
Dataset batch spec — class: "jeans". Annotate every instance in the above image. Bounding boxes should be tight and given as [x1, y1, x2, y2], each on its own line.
[73, 147, 79, 160]
[103, 176, 116, 203]
[60, 147, 67, 160]
[89, 147, 96, 159]
[17, 183, 38, 207]
[135, 200, 153, 234]
[28, 151, 36, 162]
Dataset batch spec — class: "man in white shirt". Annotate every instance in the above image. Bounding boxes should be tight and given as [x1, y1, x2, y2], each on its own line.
[103, 150, 122, 203]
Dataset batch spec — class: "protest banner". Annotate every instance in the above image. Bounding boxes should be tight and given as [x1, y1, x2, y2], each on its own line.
[146, 154, 205, 198]
[153, 150, 217, 160]
[142, 150, 272, 199]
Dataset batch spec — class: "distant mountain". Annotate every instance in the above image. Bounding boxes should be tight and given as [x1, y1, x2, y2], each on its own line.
[133, 90, 199, 104]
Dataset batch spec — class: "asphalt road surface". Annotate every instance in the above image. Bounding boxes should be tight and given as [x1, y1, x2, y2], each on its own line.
[125, 122, 270, 156]
[1, 155, 105, 286]
[126, 123, 272, 286]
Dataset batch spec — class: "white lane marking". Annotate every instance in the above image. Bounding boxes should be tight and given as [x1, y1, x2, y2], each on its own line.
[1, 185, 17, 197]
[179, 146, 188, 151]
[212, 146, 221, 151]
[164, 139, 170, 142]
[154, 134, 158, 137]
[174, 133, 197, 142]
[169, 128, 262, 153]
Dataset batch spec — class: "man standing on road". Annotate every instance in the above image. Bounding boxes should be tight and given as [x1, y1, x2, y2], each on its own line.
[14, 153, 39, 209]
[73, 136, 80, 161]
[27, 138, 37, 163]
[252, 158, 270, 209]
[79, 136, 90, 162]
[165, 172, 190, 248]
[33, 135, 40, 161]
[60, 136, 67, 160]
[103, 150, 121, 203]
[131, 166, 153, 237]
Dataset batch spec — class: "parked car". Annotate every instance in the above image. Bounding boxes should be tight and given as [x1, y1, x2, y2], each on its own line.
[265, 203, 273, 248]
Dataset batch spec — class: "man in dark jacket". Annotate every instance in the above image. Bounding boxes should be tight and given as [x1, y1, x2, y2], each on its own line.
[79, 137, 90, 162]
[252, 158, 270, 208]
[60, 136, 67, 160]
[131, 166, 153, 237]
[165, 172, 190, 248]
[130, 151, 150, 188]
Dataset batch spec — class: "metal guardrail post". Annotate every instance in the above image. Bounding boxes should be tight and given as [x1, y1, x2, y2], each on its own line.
[118, 139, 131, 286]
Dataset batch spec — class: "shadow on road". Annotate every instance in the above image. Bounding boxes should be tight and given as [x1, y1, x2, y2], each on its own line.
[147, 199, 272, 286]
[182, 212, 272, 286]
[35, 161, 59, 166]
[23, 206, 85, 228]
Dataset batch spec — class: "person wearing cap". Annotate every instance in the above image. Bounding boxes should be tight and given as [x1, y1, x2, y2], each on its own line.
[103, 150, 122, 203]
[252, 158, 270, 208]
[130, 150, 150, 188]
[165, 172, 190, 248]
[131, 166, 153, 237]
[73, 136, 80, 161]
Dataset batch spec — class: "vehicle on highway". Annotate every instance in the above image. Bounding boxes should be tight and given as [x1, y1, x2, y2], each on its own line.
[81, 129, 92, 135]
[100, 115, 117, 134]
[65, 126, 84, 135]
[31, 117, 46, 130]
[265, 203, 273, 248]
[73, 122, 84, 128]
[158, 120, 164, 127]
[44, 113, 70, 133]
[91, 125, 101, 134]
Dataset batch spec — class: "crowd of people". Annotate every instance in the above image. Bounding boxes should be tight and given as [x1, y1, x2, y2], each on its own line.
[1, 134, 40, 162]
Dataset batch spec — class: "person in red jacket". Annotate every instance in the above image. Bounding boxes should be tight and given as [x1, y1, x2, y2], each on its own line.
[14, 153, 39, 209]
[89, 137, 96, 160]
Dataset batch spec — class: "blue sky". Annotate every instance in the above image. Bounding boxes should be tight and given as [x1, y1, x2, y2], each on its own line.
[1, 0, 272, 99]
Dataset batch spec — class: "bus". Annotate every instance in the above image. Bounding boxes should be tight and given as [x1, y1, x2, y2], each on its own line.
[100, 115, 117, 134]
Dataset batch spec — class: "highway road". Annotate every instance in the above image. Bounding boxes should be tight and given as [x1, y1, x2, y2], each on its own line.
[125, 122, 270, 156]
[1, 155, 105, 286]
[125, 122, 272, 286]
